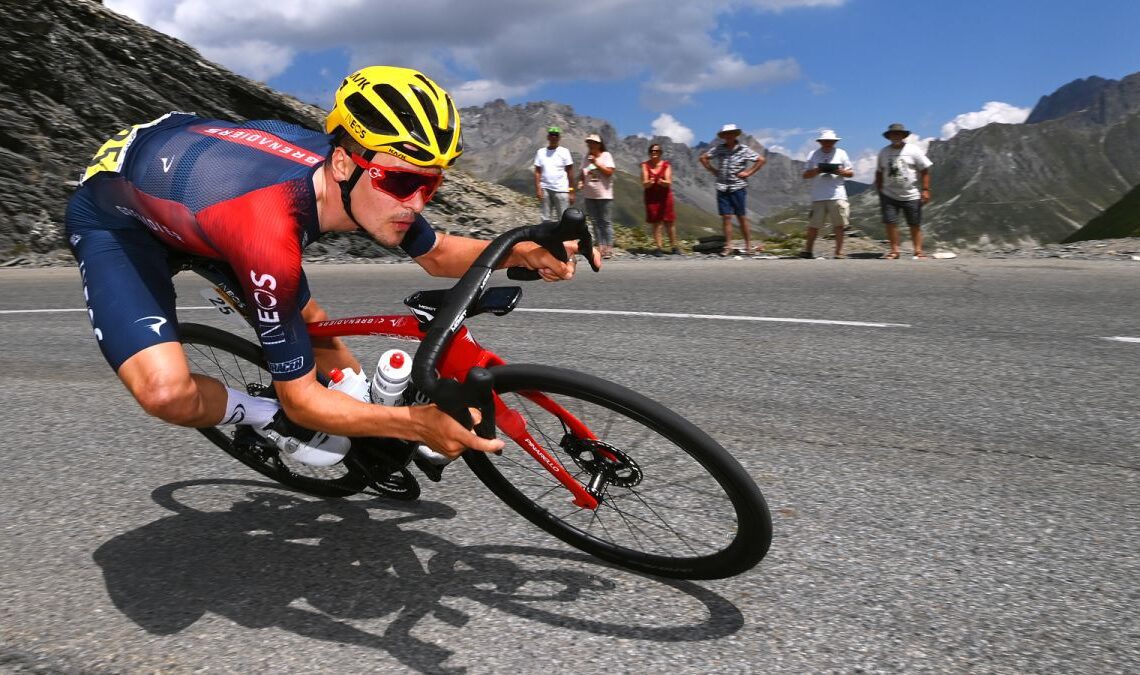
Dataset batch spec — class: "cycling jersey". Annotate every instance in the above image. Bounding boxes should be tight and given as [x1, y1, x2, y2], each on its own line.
[66, 112, 438, 380]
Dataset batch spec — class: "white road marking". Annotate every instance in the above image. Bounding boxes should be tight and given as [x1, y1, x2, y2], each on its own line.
[517, 308, 910, 328]
[0, 308, 89, 314]
[0, 305, 911, 328]
[1104, 337, 1140, 343]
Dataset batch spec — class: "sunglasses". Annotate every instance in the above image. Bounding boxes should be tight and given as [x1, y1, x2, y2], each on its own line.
[350, 153, 443, 202]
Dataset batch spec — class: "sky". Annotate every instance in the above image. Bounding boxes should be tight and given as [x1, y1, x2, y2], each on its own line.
[106, 0, 1140, 182]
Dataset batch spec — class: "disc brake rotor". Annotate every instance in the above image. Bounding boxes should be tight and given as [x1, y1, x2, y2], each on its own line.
[560, 436, 643, 488]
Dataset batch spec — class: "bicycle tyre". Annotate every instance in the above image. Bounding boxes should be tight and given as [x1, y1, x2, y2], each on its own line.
[463, 364, 772, 579]
[179, 322, 365, 498]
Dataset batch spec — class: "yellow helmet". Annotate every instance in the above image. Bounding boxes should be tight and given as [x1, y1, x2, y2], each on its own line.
[325, 66, 463, 168]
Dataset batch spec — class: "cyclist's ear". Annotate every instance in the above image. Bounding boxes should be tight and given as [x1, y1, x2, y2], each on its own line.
[326, 146, 354, 182]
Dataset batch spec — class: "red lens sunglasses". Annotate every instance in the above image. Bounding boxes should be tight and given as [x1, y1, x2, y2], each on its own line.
[350, 153, 444, 202]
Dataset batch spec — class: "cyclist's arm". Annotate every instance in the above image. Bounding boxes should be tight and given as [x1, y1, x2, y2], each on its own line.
[273, 370, 502, 458]
[300, 297, 360, 375]
[414, 231, 585, 280]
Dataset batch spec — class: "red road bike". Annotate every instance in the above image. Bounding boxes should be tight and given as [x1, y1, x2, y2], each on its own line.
[177, 211, 772, 579]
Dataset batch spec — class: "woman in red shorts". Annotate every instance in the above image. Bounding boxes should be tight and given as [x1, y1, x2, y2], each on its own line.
[641, 143, 678, 256]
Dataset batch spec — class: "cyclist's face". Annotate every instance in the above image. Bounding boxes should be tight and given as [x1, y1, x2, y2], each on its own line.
[348, 151, 442, 247]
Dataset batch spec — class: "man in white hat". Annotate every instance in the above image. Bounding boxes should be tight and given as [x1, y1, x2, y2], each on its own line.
[699, 124, 766, 256]
[800, 129, 854, 259]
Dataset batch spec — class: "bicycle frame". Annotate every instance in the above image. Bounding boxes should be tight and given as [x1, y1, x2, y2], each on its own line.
[306, 315, 601, 510]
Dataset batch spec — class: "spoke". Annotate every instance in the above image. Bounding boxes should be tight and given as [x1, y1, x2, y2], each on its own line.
[605, 487, 723, 556]
[601, 485, 655, 554]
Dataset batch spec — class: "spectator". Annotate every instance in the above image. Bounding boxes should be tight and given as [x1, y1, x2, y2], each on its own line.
[533, 125, 575, 222]
[578, 133, 616, 259]
[800, 129, 854, 259]
[641, 143, 677, 256]
[700, 124, 766, 256]
[875, 123, 933, 259]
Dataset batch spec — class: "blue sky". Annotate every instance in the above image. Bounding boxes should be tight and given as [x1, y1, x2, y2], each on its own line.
[107, 0, 1139, 181]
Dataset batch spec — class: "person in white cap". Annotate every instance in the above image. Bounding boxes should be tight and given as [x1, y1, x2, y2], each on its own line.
[800, 129, 854, 259]
[577, 133, 616, 258]
[534, 125, 576, 222]
[699, 124, 766, 256]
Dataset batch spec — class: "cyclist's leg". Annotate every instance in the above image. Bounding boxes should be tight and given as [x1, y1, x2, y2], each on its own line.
[68, 223, 227, 427]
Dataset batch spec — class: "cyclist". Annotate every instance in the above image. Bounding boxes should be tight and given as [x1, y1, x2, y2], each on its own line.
[66, 65, 595, 464]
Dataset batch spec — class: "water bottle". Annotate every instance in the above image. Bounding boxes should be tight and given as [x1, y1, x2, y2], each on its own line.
[327, 366, 370, 402]
[371, 349, 455, 470]
[370, 349, 413, 406]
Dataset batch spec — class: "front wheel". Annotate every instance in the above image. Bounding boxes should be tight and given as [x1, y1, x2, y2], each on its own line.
[464, 364, 772, 579]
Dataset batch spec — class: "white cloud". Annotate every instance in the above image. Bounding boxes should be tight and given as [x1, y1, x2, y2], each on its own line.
[450, 80, 536, 108]
[649, 56, 801, 101]
[747, 126, 808, 152]
[105, 0, 833, 106]
[197, 41, 296, 82]
[747, 0, 847, 10]
[940, 101, 1031, 140]
[852, 149, 878, 183]
[647, 113, 695, 145]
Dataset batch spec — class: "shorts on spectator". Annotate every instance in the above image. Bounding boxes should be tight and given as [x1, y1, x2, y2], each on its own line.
[879, 194, 922, 226]
[809, 199, 850, 229]
[717, 189, 747, 216]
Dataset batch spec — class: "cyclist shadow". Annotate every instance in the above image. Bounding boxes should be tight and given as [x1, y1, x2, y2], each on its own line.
[93, 479, 744, 674]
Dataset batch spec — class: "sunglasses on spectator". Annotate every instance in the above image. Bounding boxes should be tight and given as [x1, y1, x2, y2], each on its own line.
[351, 153, 444, 202]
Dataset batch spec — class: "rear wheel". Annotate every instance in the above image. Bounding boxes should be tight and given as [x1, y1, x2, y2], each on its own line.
[464, 364, 772, 579]
[179, 322, 366, 498]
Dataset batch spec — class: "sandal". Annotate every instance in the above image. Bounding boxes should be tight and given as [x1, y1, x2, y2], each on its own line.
[912, 253, 928, 260]
[882, 252, 900, 260]
[719, 247, 733, 257]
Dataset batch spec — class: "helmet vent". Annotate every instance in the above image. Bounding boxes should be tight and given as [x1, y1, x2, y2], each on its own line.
[374, 83, 429, 146]
[433, 95, 458, 155]
[344, 92, 398, 136]
[413, 73, 439, 98]
[410, 86, 441, 131]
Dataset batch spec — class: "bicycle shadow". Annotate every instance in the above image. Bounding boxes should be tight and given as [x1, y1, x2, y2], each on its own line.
[93, 479, 744, 674]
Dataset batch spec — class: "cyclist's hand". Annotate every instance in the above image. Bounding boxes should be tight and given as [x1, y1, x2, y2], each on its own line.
[513, 242, 575, 282]
[414, 404, 504, 459]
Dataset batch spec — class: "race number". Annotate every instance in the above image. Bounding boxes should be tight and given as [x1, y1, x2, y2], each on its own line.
[199, 286, 250, 329]
[80, 111, 190, 184]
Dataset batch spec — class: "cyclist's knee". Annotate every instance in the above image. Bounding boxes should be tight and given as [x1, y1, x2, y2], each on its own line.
[130, 373, 201, 426]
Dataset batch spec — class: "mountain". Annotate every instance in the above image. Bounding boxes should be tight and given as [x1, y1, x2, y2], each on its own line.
[848, 71, 1140, 245]
[1062, 181, 1140, 242]
[0, 0, 537, 260]
[1025, 76, 1115, 124]
[459, 99, 844, 235]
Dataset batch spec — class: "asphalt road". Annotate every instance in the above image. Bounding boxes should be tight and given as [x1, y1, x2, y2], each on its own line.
[1, 257, 1137, 674]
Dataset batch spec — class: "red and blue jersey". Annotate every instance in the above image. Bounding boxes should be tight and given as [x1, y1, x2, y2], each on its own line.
[67, 112, 437, 380]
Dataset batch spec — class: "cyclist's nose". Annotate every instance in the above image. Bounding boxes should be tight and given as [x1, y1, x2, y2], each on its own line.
[405, 189, 429, 212]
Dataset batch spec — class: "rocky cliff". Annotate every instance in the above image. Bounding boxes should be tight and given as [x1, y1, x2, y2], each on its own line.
[0, 0, 537, 262]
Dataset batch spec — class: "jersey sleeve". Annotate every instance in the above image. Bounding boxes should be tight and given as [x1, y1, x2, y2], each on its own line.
[399, 213, 438, 258]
